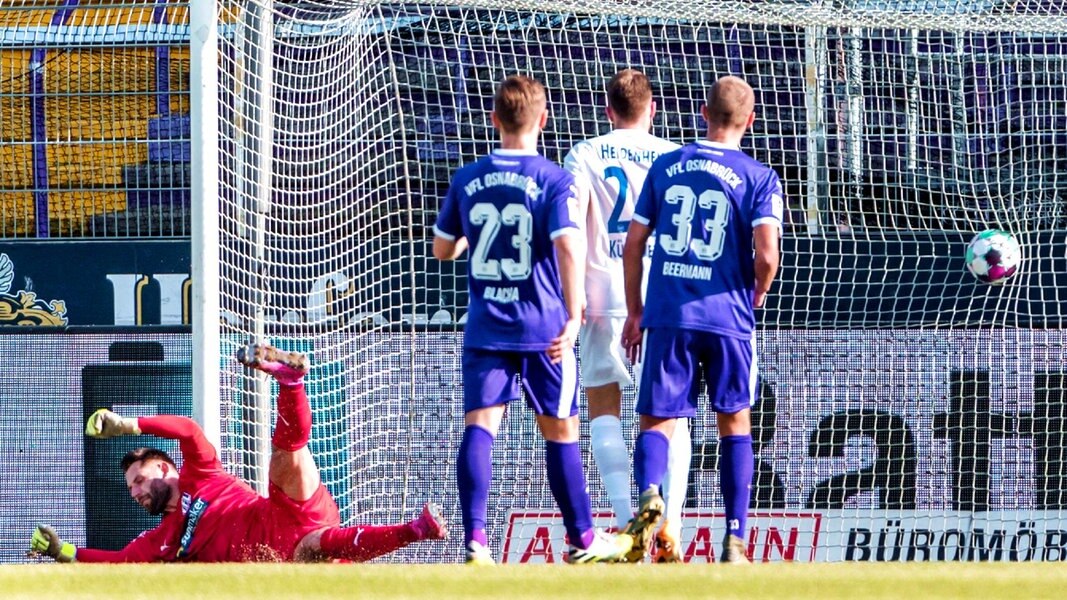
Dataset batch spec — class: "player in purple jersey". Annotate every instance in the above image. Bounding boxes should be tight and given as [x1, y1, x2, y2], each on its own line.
[432, 75, 632, 565]
[619, 76, 783, 564]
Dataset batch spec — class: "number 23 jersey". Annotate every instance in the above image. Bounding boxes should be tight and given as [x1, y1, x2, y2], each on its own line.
[434, 149, 580, 351]
[634, 140, 784, 339]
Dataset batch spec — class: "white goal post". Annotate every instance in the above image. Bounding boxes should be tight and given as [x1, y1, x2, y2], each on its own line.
[199, 0, 1067, 563]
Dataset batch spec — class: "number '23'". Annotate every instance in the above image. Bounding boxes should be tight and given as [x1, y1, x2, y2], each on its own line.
[468, 202, 533, 281]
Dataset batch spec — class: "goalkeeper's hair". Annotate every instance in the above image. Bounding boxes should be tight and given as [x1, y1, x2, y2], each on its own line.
[120, 447, 177, 472]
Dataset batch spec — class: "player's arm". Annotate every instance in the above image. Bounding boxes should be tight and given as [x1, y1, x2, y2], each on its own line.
[752, 223, 780, 308]
[561, 147, 594, 234]
[28, 524, 165, 563]
[86, 409, 220, 472]
[138, 415, 219, 471]
[751, 173, 784, 309]
[547, 228, 585, 364]
[571, 178, 593, 318]
[564, 158, 593, 317]
[621, 219, 653, 363]
[71, 526, 172, 563]
[71, 546, 146, 563]
[432, 233, 467, 261]
[432, 181, 467, 261]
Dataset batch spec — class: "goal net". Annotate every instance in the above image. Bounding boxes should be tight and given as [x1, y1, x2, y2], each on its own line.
[216, 0, 1067, 563]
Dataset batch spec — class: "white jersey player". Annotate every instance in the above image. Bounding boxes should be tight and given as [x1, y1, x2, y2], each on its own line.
[562, 69, 690, 563]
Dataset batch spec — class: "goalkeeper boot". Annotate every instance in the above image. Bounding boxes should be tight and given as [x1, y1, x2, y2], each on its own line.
[565, 529, 633, 564]
[411, 502, 448, 541]
[652, 519, 683, 563]
[621, 484, 665, 563]
[465, 540, 495, 566]
[721, 534, 751, 564]
[237, 342, 309, 386]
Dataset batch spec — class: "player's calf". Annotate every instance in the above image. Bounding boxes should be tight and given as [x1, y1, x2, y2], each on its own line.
[237, 342, 309, 386]
[295, 503, 447, 564]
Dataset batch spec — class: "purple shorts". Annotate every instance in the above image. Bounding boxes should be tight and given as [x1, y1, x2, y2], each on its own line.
[462, 348, 579, 418]
[636, 327, 757, 418]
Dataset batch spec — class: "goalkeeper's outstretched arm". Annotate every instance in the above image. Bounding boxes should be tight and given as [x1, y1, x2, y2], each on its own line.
[86, 409, 221, 472]
[31, 410, 226, 563]
[29, 523, 173, 563]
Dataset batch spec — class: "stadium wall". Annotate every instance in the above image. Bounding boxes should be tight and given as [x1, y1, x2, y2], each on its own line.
[4, 326, 1066, 563]
[1, 233, 1063, 330]
[3, 236, 1066, 562]
[0, 241, 190, 327]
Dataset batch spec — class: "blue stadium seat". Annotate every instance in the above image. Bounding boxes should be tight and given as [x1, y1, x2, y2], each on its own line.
[147, 114, 191, 163]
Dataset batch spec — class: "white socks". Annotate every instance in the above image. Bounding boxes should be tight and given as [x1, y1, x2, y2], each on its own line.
[590, 414, 692, 536]
[589, 415, 634, 529]
[662, 417, 692, 539]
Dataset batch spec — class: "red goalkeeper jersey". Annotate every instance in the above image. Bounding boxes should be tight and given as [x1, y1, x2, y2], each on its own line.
[76, 415, 339, 562]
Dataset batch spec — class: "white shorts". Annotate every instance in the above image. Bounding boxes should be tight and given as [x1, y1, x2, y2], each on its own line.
[579, 315, 638, 389]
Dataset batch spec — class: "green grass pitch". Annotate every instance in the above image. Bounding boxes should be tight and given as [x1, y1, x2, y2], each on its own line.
[4, 563, 1067, 599]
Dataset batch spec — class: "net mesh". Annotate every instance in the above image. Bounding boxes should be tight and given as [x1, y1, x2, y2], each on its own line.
[1, 0, 1060, 563]
[212, 0, 1067, 563]
[215, 0, 1067, 563]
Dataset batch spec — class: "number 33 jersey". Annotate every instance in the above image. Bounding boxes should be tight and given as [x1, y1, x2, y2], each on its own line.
[563, 129, 679, 317]
[634, 140, 784, 339]
[434, 149, 579, 351]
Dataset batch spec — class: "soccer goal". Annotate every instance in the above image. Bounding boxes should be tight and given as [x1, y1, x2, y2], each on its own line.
[207, 0, 1067, 563]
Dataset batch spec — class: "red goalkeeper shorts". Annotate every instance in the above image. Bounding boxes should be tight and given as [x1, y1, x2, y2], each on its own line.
[262, 482, 341, 559]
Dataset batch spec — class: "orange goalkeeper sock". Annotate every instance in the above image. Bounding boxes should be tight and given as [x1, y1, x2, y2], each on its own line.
[318, 523, 420, 562]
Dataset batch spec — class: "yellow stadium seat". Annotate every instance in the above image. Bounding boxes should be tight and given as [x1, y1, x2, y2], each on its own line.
[0, 1, 192, 235]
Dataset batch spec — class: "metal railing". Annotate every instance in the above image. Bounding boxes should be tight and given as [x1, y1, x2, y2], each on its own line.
[0, 0, 190, 239]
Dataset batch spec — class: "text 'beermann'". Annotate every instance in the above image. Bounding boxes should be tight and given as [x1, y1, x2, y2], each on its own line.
[663, 261, 712, 281]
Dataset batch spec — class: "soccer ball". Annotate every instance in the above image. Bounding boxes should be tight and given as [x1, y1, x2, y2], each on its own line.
[965, 229, 1021, 284]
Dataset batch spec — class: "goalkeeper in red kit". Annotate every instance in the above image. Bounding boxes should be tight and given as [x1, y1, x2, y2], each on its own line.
[28, 343, 446, 563]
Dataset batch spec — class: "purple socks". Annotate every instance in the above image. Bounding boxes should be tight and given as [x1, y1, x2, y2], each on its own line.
[634, 430, 670, 492]
[545, 440, 595, 548]
[457, 425, 494, 546]
[720, 434, 754, 539]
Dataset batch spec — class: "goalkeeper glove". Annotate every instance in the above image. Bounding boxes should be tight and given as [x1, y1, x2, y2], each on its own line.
[85, 408, 141, 438]
[29, 525, 76, 563]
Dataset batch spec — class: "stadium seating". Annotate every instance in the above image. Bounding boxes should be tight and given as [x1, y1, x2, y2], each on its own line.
[0, 1, 190, 237]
